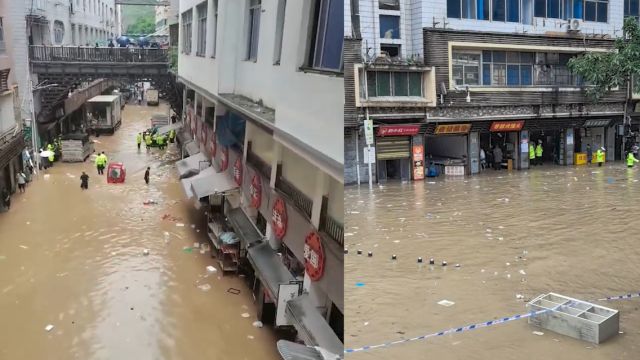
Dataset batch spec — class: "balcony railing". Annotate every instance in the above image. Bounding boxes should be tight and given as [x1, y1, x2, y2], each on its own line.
[29, 45, 169, 63]
[275, 176, 313, 219]
[0, 68, 9, 93]
[319, 195, 344, 247]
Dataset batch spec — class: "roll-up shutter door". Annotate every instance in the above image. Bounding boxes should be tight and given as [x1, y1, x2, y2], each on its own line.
[376, 136, 411, 160]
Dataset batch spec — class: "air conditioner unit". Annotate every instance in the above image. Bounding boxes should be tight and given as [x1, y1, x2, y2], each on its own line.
[568, 18, 582, 32]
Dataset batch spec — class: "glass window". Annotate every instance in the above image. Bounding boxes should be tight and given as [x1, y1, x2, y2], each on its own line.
[493, 51, 506, 63]
[520, 52, 534, 63]
[408, 73, 422, 96]
[310, 0, 343, 71]
[493, 0, 506, 20]
[507, 51, 520, 63]
[367, 71, 377, 97]
[273, 0, 286, 64]
[507, 65, 520, 85]
[377, 72, 391, 96]
[462, 0, 477, 18]
[453, 53, 480, 85]
[478, 0, 490, 19]
[548, 0, 561, 18]
[507, 0, 520, 21]
[597, 2, 607, 22]
[394, 72, 409, 96]
[380, 15, 400, 39]
[521, 65, 533, 85]
[493, 64, 506, 85]
[453, 65, 464, 85]
[631, 0, 640, 16]
[448, 0, 461, 17]
[482, 50, 492, 62]
[585, 1, 596, 21]
[247, 0, 261, 60]
[196, 2, 207, 56]
[573, 0, 583, 18]
[534, 0, 545, 17]
[483, 63, 492, 85]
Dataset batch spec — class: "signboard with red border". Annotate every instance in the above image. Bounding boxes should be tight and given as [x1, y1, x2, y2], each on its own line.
[304, 231, 325, 281]
[233, 158, 242, 186]
[271, 197, 288, 240]
[249, 173, 262, 208]
[434, 124, 472, 135]
[377, 125, 421, 137]
[412, 145, 424, 180]
[221, 146, 229, 171]
[490, 121, 524, 132]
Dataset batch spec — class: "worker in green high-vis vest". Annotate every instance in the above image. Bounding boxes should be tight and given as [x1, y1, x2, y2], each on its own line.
[627, 152, 639, 168]
[535, 140, 543, 166]
[529, 143, 536, 166]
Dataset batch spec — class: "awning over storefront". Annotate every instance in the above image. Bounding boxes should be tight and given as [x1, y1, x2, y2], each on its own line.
[181, 166, 214, 198]
[157, 122, 182, 135]
[285, 294, 343, 356]
[190, 169, 237, 199]
[227, 207, 263, 246]
[185, 141, 200, 156]
[247, 241, 295, 301]
[176, 152, 209, 179]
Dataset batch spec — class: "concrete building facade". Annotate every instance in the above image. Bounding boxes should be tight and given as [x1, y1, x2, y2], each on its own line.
[177, 0, 343, 354]
[345, 0, 631, 184]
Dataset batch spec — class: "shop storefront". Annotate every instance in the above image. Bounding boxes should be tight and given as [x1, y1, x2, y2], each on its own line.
[482, 120, 526, 170]
[375, 124, 420, 182]
[425, 123, 472, 176]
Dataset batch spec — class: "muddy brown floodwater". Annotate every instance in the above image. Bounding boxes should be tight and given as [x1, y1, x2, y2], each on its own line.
[0, 103, 280, 360]
[345, 167, 640, 359]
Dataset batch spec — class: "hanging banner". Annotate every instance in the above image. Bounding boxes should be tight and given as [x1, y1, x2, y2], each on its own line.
[377, 124, 421, 137]
[412, 145, 424, 180]
[364, 119, 374, 145]
[490, 121, 524, 132]
[250, 173, 262, 208]
[271, 197, 288, 241]
[434, 124, 471, 135]
[233, 157, 242, 186]
[304, 231, 325, 281]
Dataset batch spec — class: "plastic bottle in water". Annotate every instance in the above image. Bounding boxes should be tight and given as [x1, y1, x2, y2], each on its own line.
[164, 231, 170, 243]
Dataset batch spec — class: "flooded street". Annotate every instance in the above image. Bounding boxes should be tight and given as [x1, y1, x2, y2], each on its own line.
[0, 103, 280, 359]
[345, 167, 640, 359]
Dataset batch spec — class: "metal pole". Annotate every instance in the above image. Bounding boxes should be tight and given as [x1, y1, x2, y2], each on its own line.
[354, 129, 360, 184]
[28, 79, 40, 173]
[366, 109, 372, 190]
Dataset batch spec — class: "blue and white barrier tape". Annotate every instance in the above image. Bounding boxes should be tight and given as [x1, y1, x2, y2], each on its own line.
[345, 292, 640, 355]
[597, 292, 640, 301]
[344, 308, 551, 354]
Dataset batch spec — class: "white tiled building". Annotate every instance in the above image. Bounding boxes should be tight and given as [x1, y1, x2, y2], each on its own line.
[177, 0, 343, 353]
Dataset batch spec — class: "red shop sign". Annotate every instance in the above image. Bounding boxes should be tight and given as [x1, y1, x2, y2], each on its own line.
[211, 132, 217, 157]
[221, 146, 229, 171]
[233, 157, 242, 186]
[490, 121, 524, 132]
[250, 173, 262, 208]
[377, 125, 420, 137]
[271, 197, 288, 240]
[304, 231, 325, 281]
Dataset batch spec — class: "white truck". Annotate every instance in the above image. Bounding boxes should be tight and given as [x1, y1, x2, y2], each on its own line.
[146, 87, 159, 106]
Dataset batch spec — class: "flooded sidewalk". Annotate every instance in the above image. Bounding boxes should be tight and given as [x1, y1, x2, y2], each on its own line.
[345, 166, 640, 359]
[0, 103, 280, 360]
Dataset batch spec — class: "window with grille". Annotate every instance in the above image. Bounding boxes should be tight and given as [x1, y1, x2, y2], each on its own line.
[246, 0, 261, 61]
[308, 0, 343, 71]
[181, 10, 193, 54]
[196, 3, 207, 56]
[363, 71, 423, 97]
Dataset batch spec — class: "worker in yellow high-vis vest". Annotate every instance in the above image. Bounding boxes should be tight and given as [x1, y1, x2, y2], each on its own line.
[535, 141, 543, 166]
[136, 133, 142, 150]
[529, 143, 536, 166]
[627, 152, 638, 168]
[596, 147, 605, 167]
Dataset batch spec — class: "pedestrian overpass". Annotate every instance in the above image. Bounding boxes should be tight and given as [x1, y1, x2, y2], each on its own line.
[29, 45, 182, 122]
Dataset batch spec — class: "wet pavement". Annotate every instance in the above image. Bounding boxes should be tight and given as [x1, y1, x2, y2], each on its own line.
[345, 166, 640, 359]
[0, 103, 280, 359]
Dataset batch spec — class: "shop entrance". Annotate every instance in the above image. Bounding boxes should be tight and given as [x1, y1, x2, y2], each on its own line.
[376, 136, 411, 182]
[480, 132, 518, 169]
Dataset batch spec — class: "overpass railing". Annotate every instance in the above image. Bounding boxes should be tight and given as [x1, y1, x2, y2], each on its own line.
[29, 46, 169, 63]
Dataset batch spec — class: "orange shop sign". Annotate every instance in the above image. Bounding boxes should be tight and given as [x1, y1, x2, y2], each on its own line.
[490, 121, 524, 132]
[434, 124, 471, 134]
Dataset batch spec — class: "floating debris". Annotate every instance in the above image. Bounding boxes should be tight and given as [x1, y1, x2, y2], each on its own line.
[437, 300, 455, 307]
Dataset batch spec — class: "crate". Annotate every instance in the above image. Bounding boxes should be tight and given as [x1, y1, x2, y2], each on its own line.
[526, 293, 619, 344]
[444, 165, 465, 176]
[574, 153, 587, 165]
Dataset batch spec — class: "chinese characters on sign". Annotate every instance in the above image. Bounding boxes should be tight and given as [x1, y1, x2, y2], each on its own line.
[233, 158, 242, 186]
[412, 145, 424, 180]
[271, 198, 288, 240]
[250, 173, 262, 208]
[489, 121, 525, 132]
[434, 124, 472, 135]
[377, 125, 421, 137]
[364, 119, 374, 145]
[304, 231, 325, 281]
